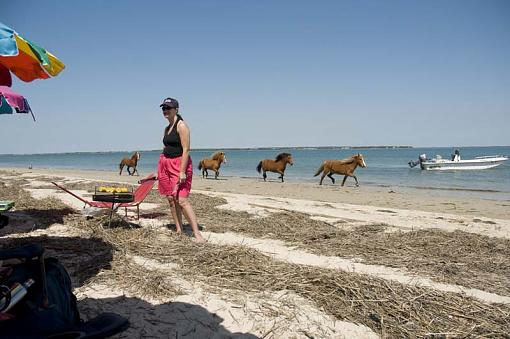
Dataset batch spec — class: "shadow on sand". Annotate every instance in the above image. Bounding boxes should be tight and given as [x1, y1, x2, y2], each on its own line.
[0, 208, 76, 235]
[165, 223, 206, 235]
[78, 296, 259, 338]
[0, 235, 114, 287]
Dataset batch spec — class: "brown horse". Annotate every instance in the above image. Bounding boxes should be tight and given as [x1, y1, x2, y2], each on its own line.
[119, 151, 140, 176]
[314, 153, 367, 186]
[256, 153, 293, 182]
[198, 151, 227, 179]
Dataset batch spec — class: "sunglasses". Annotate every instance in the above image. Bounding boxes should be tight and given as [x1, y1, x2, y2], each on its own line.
[161, 106, 174, 111]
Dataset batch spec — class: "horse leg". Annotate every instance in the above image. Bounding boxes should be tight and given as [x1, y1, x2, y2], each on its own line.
[134, 166, 139, 176]
[263, 171, 267, 181]
[319, 171, 327, 185]
[119, 164, 124, 175]
[205, 169, 209, 177]
[215, 170, 219, 179]
[327, 173, 335, 184]
[353, 175, 359, 187]
[341, 175, 348, 186]
[127, 167, 133, 176]
[276, 170, 285, 182]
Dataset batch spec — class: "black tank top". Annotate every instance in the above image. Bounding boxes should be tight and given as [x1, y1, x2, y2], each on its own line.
[162, 114, 183, 158]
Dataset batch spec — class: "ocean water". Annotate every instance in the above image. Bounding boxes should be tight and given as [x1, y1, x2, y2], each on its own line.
[1, 146, 509, 200]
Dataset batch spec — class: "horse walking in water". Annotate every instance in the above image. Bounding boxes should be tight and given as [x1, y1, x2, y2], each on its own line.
[314, 153, 367, 186]
[119, 151, 140, 176]
[256, 153, 293, 182]
[198, 152, 227, 179]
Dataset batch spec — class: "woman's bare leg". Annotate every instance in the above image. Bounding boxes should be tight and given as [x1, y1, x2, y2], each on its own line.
[177, 197, 205, 242]
[166, 196, 183, 233]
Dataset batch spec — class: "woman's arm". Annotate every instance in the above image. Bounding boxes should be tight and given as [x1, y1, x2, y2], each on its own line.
[177, 121, 191, 183]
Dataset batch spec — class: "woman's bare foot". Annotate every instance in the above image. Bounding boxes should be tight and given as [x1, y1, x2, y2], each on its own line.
[192, 236, 206, 243]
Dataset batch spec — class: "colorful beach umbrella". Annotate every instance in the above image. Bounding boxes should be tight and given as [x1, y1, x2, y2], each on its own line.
[0, 22, 65, 82]
[0, 62, 12, 87]
[0, 85, 35, 121]
[0, 22, 65, 121]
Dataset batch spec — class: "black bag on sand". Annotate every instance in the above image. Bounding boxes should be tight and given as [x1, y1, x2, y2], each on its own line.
[0, 244, 129, 339]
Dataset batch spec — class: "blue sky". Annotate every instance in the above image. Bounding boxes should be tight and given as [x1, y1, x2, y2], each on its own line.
[1, 0, 509, 154]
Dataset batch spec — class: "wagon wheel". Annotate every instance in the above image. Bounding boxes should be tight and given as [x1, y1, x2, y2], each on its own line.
[0, 215, 9, 229]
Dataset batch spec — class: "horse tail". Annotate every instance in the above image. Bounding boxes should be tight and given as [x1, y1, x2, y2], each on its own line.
[198, 161, 203, 171]
[256, 161, 263, 173]
[314, 163, 325, 177]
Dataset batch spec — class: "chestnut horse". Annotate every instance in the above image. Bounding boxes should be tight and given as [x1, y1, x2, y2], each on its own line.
[256, 153, 293, 182]
[198, 151, 227, 179]
[314, 153, 367, 186]
[119, 151, 140, 176]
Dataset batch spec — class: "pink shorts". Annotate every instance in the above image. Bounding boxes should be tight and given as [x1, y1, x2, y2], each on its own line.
[157, 154, 193, 198]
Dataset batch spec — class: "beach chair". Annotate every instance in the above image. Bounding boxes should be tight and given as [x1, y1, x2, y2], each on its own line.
[118, 174, 157, 220]
[51, 173, 157, 220]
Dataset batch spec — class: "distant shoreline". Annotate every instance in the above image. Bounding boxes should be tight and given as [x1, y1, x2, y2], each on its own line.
[0, 145, 413, 156]
[3, 145, 510, 156]
[194, 145, 415, 151]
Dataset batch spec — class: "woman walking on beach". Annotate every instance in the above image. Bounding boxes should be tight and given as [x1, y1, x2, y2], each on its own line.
[157, 97, 205, 243]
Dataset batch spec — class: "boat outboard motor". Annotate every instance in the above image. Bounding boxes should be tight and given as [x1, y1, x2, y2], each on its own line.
[409, 154, 428, 168]
[408, 159, 419, 168]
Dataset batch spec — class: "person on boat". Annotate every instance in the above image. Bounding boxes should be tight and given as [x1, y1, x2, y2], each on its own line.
[451, 149, 460, 161]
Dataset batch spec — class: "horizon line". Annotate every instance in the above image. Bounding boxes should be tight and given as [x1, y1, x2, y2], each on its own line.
[1, 145, 510, 156]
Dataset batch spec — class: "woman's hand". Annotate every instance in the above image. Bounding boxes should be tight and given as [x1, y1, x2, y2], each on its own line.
[178, 172, 187, 184]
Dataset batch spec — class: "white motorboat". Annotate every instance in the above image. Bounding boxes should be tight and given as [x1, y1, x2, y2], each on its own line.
[409, 150, 508, 171]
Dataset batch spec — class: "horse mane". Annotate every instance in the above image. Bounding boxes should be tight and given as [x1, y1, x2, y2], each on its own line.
[211, 152, 224, 160]
[275, 153, 291, 161]
[336, 155, 357, 164]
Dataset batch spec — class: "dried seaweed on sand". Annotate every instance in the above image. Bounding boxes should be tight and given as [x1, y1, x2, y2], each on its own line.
[2, 176, 510, 337]
[86, 226, 510, 338]
[187, 193, 510, 296]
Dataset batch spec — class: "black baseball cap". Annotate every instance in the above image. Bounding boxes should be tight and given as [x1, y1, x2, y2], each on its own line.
[159, 97, 179, 108]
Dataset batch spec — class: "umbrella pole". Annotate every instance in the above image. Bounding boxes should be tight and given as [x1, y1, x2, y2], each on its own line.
[24, 99, 35, 122]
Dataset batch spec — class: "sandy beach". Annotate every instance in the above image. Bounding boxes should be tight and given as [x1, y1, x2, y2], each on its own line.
[1, 167, 509, 338]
